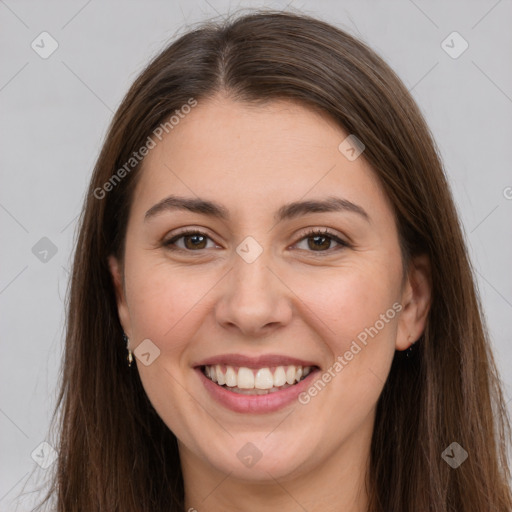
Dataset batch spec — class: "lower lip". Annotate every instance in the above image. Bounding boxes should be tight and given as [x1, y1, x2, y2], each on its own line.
[195, 367, 319, 414]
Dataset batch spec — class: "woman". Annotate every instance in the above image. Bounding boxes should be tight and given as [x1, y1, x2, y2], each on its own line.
[37, 9, 512, 512]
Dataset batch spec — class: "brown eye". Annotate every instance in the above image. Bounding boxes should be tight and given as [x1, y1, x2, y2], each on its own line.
[307, 234, 332, 251]
[294, 229, 349, 253]
[163, 231, 215, 251]
[182, 233, 208, 250]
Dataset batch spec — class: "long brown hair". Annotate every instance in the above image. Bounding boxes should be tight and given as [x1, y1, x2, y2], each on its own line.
[35, 8, 512, 511]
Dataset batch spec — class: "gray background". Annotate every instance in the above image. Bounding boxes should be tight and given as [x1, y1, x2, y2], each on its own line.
[1, 0, 511, 509]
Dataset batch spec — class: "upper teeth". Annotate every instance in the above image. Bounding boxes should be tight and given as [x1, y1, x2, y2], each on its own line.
[204, 365, 313, 389]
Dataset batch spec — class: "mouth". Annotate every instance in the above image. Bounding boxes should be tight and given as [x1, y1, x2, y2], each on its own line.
[199, 363, 318, 395]
[193, 354, 321, 413]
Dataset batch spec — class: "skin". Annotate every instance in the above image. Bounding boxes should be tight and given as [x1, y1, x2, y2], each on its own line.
[109, 94, 431, 512]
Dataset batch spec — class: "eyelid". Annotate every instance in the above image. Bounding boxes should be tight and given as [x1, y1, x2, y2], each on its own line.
[162, 228, 220, 251]
[292, 227, 350, 252]
[162, 226, 350, 254]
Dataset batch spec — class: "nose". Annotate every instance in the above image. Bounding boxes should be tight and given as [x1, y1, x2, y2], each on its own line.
[214, 248, 293, 338]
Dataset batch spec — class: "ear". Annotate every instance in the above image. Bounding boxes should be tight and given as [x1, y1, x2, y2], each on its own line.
[395, 253, 432, 351]
[108, 255, 132, 339]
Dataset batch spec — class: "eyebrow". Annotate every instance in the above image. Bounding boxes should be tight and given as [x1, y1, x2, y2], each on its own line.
[144, 194, 370, 224]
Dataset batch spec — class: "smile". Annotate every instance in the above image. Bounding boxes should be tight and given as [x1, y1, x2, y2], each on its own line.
[202, 364, 314, 395]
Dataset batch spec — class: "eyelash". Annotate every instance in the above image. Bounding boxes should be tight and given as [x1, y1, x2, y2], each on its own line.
[162, 228, 350, 255]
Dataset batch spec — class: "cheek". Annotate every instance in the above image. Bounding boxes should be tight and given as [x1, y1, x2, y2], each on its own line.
[289, 261, 401, 352]
[124, 260, 209, 352]
[289, 261, 400, 409]
[123, 262, 211, 421]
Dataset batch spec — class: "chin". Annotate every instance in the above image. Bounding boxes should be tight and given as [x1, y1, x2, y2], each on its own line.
[197, 436, 315, 482]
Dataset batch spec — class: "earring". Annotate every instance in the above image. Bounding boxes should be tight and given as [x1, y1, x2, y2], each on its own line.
[123, 332, 133, 367]
[405, 336, 417, 359]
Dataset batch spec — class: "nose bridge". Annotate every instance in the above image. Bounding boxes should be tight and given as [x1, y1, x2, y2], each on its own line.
[215, 242, 291, 334]
[233, 247, 272, 298]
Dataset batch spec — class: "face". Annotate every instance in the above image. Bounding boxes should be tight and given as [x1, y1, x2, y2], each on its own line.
[109, 94, 430, 486]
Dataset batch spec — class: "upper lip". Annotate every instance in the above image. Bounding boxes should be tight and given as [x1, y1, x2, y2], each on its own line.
[194, 354, 320, 369]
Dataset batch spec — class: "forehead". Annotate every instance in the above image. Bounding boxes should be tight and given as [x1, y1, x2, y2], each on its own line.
[130, 95, 391, 225]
